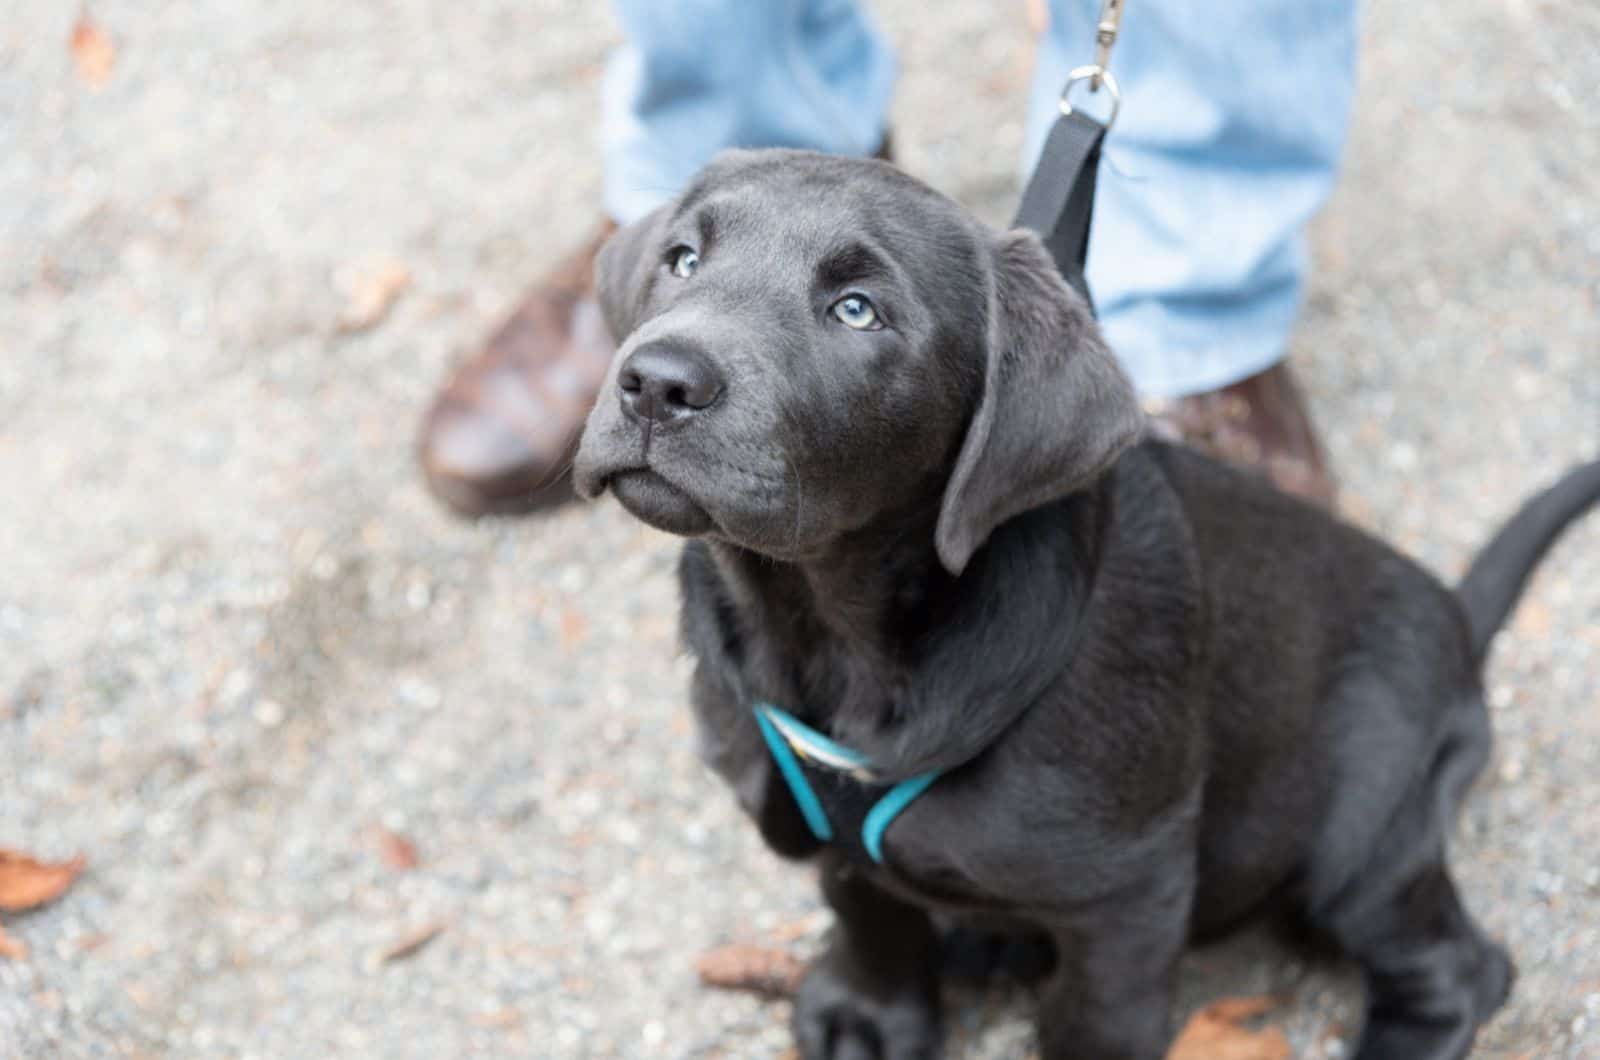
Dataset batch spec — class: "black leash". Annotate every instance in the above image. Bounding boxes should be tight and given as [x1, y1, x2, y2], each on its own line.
[1012, 105, 1107, 312]
[1011, 0, 1125, 315]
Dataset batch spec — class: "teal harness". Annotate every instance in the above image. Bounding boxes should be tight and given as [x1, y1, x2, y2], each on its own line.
[752, 702, 943, 866]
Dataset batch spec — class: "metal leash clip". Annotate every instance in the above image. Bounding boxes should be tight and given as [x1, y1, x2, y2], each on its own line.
[1058, 0, 1124, 128]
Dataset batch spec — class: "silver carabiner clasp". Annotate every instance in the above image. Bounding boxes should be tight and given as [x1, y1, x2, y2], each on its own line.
[1059, 65, 1121, 128]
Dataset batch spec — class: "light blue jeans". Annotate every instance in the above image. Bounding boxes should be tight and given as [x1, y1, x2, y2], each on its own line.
[602, 1, 1358, 398]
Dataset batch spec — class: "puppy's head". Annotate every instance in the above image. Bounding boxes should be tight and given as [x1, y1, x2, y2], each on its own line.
[573, 149, 1140, 574]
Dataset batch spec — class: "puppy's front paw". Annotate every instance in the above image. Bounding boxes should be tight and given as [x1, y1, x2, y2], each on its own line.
[792, 950, 941, 1060]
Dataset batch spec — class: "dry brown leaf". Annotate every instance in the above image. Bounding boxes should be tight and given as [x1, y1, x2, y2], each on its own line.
[696, 943, 805, 999]
[0, 923, 27, 961]
[1167, 995, 1291, 1060]
[0, 850, 85, 912]
[376, 829, 420, 871]
[70, 15, 116, 86]
[378, 922, 444, 964]
[337, 259, 411, 333]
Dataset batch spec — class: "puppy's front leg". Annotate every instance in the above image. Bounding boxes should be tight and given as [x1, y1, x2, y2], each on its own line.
[794, 851, 942, 1060]
[1037, 872, 1192, 1060]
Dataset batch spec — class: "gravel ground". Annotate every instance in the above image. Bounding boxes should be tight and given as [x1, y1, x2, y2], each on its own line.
[2, 2, 1597, 1057]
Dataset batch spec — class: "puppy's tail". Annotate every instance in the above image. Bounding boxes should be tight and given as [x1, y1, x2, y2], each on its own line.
[1457, 458, 1600, 662]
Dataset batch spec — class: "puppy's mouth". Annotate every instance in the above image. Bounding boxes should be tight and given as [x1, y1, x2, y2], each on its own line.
[606, 468, 716, 536]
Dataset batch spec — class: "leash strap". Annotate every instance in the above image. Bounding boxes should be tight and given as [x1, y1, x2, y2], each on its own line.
[1012, 0, 1126, 313]
[1011, 108, 1106, 310]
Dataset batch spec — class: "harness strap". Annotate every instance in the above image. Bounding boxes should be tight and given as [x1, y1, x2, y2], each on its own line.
[753, 703, 942, 866]
[1014, 1, 1128, 312]
[752, 706, 836, 842]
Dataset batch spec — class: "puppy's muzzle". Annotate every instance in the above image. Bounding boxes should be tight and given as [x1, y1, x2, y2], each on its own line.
[617, 340, 724, 427]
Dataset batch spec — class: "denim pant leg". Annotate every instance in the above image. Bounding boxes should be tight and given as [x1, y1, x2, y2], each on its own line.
[1025, 2, 1360, 398]
[603, 0, 897, 224]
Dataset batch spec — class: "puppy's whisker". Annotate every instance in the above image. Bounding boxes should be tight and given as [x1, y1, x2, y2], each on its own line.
[1101, 150, 1148, 183]
[538, 456, 577, 493]
[529, 423, 586, 497]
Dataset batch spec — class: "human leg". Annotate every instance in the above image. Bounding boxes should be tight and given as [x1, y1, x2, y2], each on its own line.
[1025, 1, 1360, 500]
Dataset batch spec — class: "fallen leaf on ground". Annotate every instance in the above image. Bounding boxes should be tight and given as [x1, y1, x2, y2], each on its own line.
[378, 922, 444, 965]
[696, 943, 806, 998]
[0, 850, 84, 962]
[70, 15, 116, 86]
[376, 829, 420, 871]
[1168, 995, 1291, 1060]
[336, 258, 411, 333]
[0, 850, 85, 911]
[0, 924, 26, 961]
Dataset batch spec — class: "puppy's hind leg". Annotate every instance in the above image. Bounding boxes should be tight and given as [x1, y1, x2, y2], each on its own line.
[1340, 864, 1512, 1060]
[1305, 699, 1513, 1060]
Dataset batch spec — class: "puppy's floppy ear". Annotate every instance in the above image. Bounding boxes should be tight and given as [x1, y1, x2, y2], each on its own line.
[935, 229, 1143, 574]
[594, 204, 672, 340]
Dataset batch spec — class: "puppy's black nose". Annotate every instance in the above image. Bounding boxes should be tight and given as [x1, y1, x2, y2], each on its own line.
[617, 342, 724, 424]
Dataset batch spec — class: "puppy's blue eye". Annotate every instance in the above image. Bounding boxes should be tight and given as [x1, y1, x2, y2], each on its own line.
[669, 247, 699, 278]
[831, 295, 880, 330]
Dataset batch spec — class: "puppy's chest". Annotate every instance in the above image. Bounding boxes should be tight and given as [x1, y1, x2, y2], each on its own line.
[699, 680, 1113, 910]
[868, 757, 1151, 911]
[681, 554, 1129, 908]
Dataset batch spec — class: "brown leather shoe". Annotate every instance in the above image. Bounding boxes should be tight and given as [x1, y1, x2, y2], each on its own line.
[419, 222, 618, 517]
[1146, 361, 1336, 506]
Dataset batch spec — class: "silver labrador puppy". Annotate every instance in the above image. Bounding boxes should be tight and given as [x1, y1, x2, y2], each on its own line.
[574, 148, 1600, 1060]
